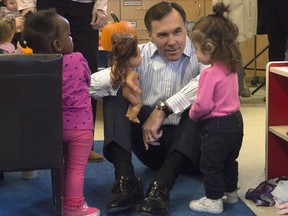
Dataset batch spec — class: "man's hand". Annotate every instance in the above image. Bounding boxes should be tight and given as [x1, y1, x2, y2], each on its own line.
[91, 9, 107, 30]
[142, 109, 165, 150]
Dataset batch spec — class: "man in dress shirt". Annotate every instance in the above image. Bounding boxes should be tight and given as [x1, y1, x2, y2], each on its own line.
[90, 2, 205, 216]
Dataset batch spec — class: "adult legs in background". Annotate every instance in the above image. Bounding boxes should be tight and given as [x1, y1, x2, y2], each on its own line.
[237, 41, 250, 97]
[285, 38, 288, 61]
[37, 0, 99, 72]
[264, 0, 288, 61]
[65, 2, 103, 161]
[238, 67, 250, 97]
[37, 0, 104, 162]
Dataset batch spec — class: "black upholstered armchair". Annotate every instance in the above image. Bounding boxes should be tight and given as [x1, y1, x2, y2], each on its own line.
[0, 54, 63, 216]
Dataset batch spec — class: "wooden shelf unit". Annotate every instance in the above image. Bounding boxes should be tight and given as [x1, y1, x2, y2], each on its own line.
[266, 62, 288, 179]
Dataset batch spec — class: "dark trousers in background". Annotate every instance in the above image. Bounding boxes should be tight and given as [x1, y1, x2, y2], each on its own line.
[37, 0, 99, 145]
[37, 0, 99, 72]
[199, 111, 243, 199]
[37, 0, 99, 148]
[264, 0, 288, 61]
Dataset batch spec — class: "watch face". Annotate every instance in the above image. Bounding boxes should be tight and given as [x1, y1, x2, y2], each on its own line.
[156, 100, 166, 109]
[159, 101, 165, 108]
[156, 100, 172, 116]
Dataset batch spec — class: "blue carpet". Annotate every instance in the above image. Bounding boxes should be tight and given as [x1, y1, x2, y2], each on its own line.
[0, 141, 255, 216]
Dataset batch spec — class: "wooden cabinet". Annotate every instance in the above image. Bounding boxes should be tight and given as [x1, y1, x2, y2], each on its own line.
[266, 61, 288, 179]
[120, 0, 160, 20]
[240, 35, 269, 79]
[169, 0, 205, 22]
[205, 0, 212, 15]
[106, 0, 121, 23]
[106, 0, 207, 43]
[120, 0, 161, 43]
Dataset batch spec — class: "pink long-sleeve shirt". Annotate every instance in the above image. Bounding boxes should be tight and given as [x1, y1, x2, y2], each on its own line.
[0, 42, 21, 54]
[62, 52, 94, 130]
[189, 63, 240, 121]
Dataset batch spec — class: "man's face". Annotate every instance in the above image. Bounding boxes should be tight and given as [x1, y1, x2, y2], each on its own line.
[148, 8, 187, 61]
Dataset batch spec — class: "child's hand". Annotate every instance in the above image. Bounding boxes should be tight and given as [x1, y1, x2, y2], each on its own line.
[14, 17, 24, 32]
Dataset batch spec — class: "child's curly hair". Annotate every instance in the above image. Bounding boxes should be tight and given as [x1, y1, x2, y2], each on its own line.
[110, 33, 138, 84]
[22, 8, 59, 53]
[0, 17, 16, 44]
[190, 2, 242, 72]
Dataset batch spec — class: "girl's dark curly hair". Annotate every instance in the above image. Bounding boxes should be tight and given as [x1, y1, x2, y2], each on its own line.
[22, 8, 60, 53]
[190, 2, 242, 72]
[110, 33, 138, 84]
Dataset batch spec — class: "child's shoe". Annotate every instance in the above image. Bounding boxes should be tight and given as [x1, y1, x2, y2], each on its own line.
[63, 202, 100, 216]
[223, 190, 239, 204]
[189, 196, 223, 213]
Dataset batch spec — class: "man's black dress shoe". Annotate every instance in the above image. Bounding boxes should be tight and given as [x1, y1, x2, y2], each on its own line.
[138, 181, 170, 216]
[106, 176, 144, 213]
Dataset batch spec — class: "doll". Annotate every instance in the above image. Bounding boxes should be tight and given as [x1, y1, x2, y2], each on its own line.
[110, 33, 142, 123]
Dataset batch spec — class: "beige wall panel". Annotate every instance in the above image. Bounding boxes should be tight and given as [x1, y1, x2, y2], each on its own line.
[106, 0, 121, 23]
[167, 0, 205, 22]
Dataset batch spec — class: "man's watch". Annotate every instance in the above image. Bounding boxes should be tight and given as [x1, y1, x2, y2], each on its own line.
[156, 100, 173, 117]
